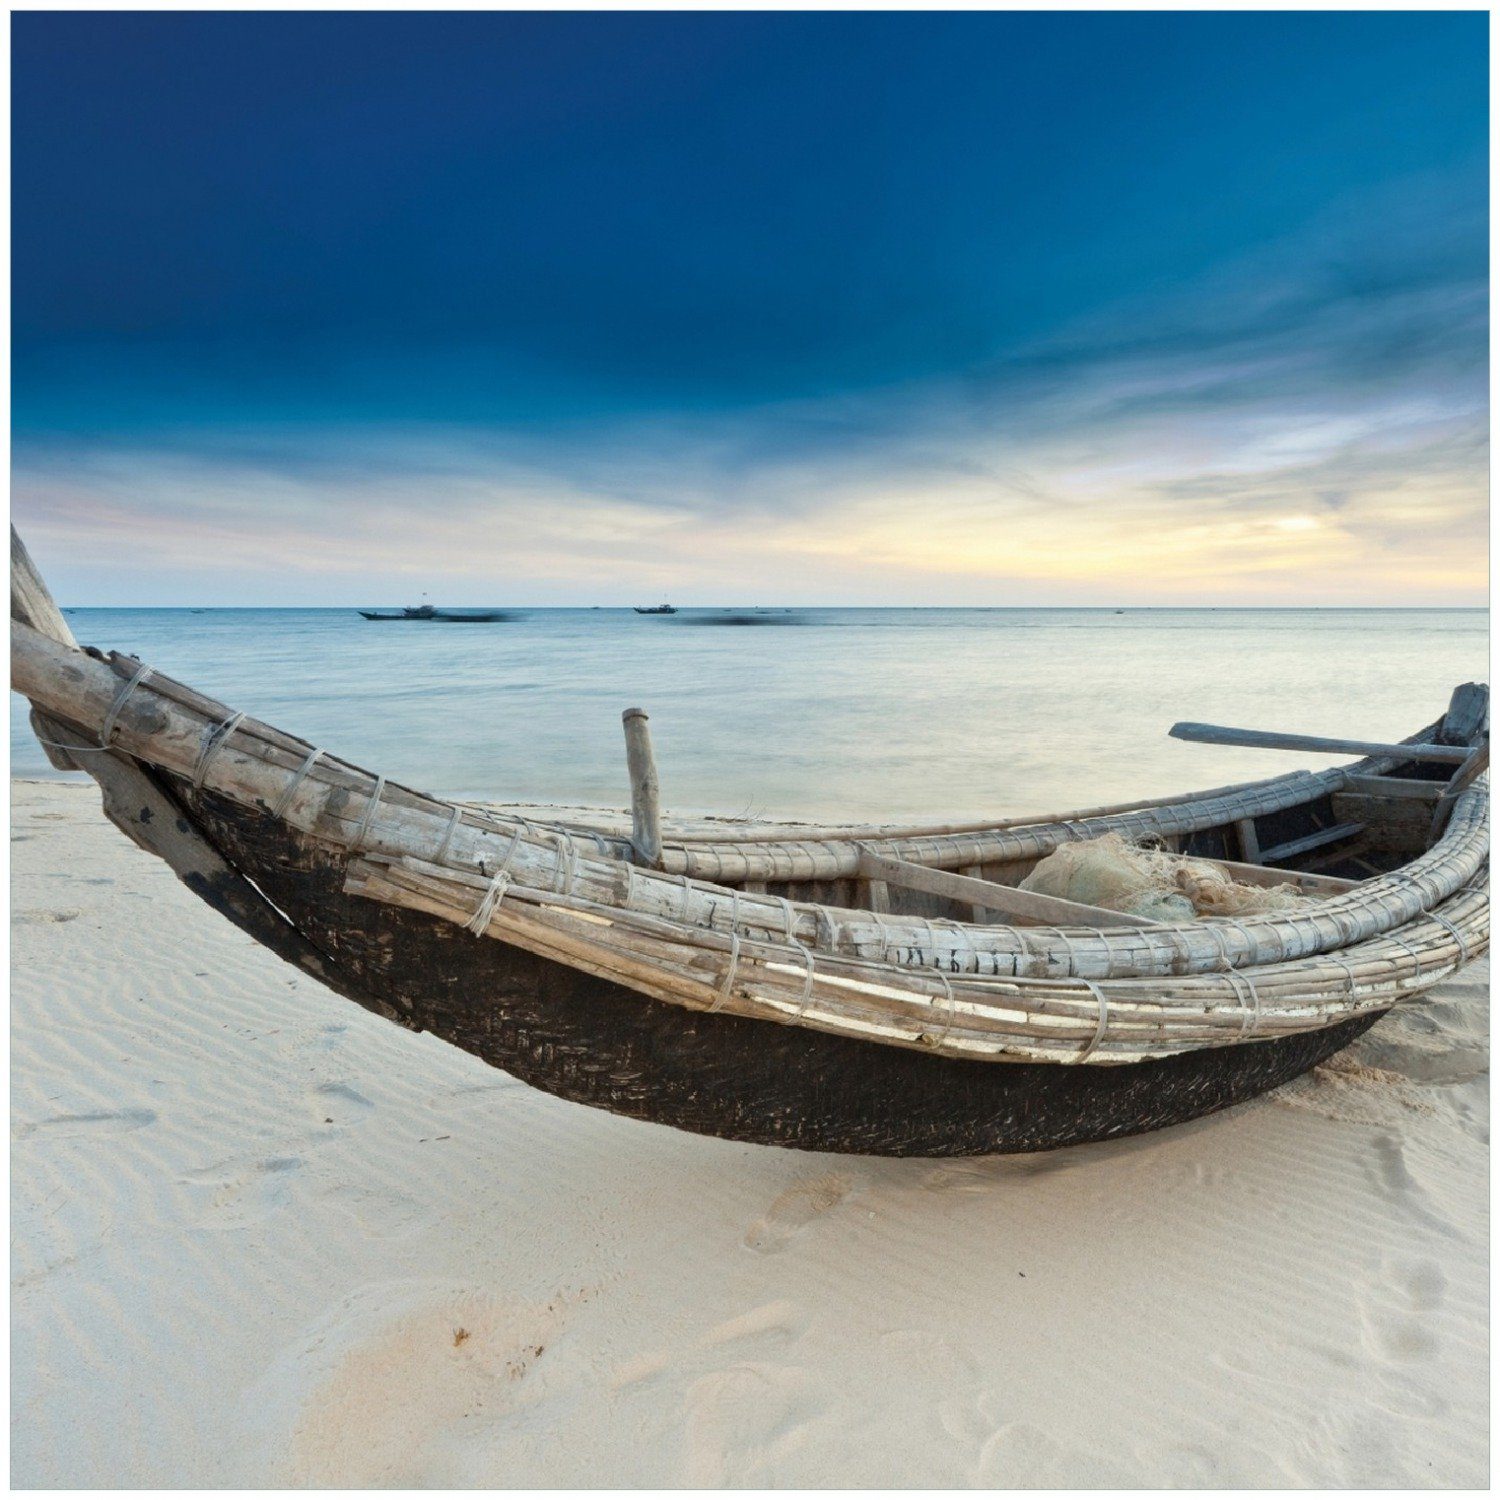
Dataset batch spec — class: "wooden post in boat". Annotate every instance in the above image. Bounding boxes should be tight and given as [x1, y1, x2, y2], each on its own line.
[1234, 818, 1261, 864]
[622, 708, 663, 869]
[1437, 682, 1488, 746]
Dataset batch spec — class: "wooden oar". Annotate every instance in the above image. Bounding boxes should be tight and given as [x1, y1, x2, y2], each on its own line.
[1169, 722, 1470, 765]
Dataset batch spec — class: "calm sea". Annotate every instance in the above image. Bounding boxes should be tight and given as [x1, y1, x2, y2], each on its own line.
[12, 608, 1488, 822]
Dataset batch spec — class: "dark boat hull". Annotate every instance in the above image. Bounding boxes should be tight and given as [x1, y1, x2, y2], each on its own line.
[360, 611, 516, 622]
[174, 784, 1384, 1157]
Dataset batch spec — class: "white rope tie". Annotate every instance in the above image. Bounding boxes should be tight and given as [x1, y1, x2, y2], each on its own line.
[791, 940, 816, 1018]
[678, 873, 694, 924]
[936, 919, 968, 975]
[434, 804, 463, 864]
[1328, 953, 1361, 1003]
[465, 872, 512, 935]
[1386, 932, 1423, 987]
[271, 748, 323, 820]
[1426, 912, 1471, 966]
[350, 775, 386, 854]
[1073, 979, 1110, 1062]
[465, 827, 524, 935]
[925, 969, 957, 1048]
[191, 711, 246, 790]
[709, 932, 741, 1013]
[551, 831, 581, 896]
[1051, 926, 1078, 978]
[98, 662, 154, 747]
[1223, 967, 1261, 1038]
[623, 861, 636, 909]
[778, 896, 798, 945]
[920, 916, 941, 966]
[1204, 920, 1237, 971]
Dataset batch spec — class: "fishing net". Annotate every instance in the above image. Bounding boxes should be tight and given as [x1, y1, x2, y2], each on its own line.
[1018, 832, 1308, 922]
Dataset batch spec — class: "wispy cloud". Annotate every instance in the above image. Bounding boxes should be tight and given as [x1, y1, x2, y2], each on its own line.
[14, 175, 1486, 606]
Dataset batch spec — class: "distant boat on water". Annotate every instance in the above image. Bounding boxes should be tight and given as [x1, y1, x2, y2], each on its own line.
[633, 603, 677, 615]
[359, 605, 517, 622]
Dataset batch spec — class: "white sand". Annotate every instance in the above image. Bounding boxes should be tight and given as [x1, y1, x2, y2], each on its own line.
[11, 778, 1489, 1487]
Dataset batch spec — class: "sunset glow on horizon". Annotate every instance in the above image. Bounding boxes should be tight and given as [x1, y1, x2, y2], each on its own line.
[12, 12, 1487, 606]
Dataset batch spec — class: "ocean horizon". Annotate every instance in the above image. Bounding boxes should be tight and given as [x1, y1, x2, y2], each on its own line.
[17, 605, 1488, 821]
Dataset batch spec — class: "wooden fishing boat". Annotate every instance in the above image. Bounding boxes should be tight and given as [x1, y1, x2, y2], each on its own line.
[359, 606, 517, 622]
[11, 530, 1488, 1156]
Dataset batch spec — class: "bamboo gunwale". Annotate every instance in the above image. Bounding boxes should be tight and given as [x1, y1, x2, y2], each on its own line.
[343, 854, 1487, 1064]
[10, 619, 1489, 1061]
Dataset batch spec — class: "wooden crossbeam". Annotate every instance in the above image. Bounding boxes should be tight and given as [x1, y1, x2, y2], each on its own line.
[1258, 822, 1364, 866]
[855, 848, 1164, 929]
[1201, 855, 1359, 895]
[1342, 774, 1444, 803]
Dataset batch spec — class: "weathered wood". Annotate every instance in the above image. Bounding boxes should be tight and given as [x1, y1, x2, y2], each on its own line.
[1432, 740, 1489, 839]
[11, 526, 76, 648]
[856, 848, 1165, 929]
[1235, 817, 1261, 863]
[1170, 721, 1470, 765]
[12, 528, 85, 770]
[175, 790, 1396, 1155]
[1344, 774, 1445, 803]
[1200, 856, 1359, 896]
[621, 708, 663, 868]
[1437, 682, 1488, 746]
[12, 619, 1488, 990]
[1260, 822, 1364, 865]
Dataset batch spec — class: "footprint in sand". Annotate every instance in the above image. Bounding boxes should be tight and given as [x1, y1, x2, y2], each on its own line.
[1367, 1133, 1453, 1233]
[310, 1081, 374, 1121]
[13, 909, 81, 925]
[1358, 1255, 1448, 1365]
[15, 1107, 157, 1140]
[743, 1174, 851, 1254]
[183, 1154, 305, 1224]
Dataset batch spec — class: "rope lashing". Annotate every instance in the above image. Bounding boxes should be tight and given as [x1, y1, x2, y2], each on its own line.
[1073, 979, 1110, 1062]
[1222, 967, 1261, 1037]
[349, 775, 386, 854]
[1203, 921, 1237, 971]
[551, 830, 581, 896]
[1051, 925, 1079, 978]
[1426, 911, 1471, 966]
[98, 662, 154, 747]
[191, 711, 246, 790]
[709, 931, 741, 1013]
[924, 969, 957, 1048]
[678, 873, 695, 924]
[465, 826, 524, 935]
[777, 896, 798, 945]
[434, 804, 463, 864]
[30, 733, 116, 757]
[1328, 952, 1361, 1002]
[271, 748, 324, 821]
[790, 938, 816, 1018]
[1385, 932, 1424, 987]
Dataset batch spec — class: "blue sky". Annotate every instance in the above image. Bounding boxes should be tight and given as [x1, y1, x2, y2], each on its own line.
[12, 11, 1488, 604]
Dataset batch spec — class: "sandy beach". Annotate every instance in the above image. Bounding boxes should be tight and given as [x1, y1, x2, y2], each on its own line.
[12, 776, 1489, 1487]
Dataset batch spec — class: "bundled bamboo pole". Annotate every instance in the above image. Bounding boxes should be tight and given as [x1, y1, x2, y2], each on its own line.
[11, 620, 1488, 996]
[343, 852, 1487, 1064]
